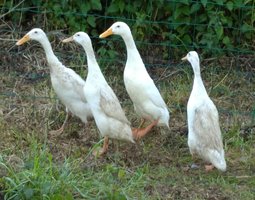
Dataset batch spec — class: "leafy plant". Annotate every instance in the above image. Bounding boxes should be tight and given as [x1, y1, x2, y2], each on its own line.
[1, 0, 254, 59]
[0, 142, 74, 200]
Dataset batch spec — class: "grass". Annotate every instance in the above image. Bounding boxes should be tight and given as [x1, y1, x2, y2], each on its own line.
[0, 50, 254, 199]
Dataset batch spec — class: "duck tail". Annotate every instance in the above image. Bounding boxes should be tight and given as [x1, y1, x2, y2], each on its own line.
[210, 150, 227, 172]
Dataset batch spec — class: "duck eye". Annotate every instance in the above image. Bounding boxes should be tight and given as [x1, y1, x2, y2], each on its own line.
[117, 25, 120, 28]
[34, 31, 38, 34]
[77, 34, 80, 36]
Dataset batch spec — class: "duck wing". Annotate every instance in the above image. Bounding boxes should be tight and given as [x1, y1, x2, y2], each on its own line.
[99, 86, 130, 125]
[63, 67, 87, 102]
[193, 101, 223, 151]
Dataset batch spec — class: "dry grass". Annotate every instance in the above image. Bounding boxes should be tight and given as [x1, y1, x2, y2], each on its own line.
[0, 27, 254, 199]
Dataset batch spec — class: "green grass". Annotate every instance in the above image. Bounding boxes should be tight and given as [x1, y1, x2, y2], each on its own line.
[0, 58, 254, 199]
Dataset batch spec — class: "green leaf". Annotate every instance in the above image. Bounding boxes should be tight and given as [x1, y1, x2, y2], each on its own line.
[200, 33, 214, 48]
[201, 0, 207, 7]
[32, 0, 42, 6]
[223, 36, 230, 45]
[91, 0, 102, 10]
[240, 23, 254, 33]
[174, 8, 182, 19]
[196, 13, 208, 23]
[183, 34, 192, 44]
[190, 3, 201, 14]
[81, 3, 90, 14]
[244, 0, 252, 4]
[233, 0, 243, 7]
[208, 15, 217, 26]
[215, 25, 223, 39]
[87, 16, 96, 28]
[220, 15, 228, 25]
[215, 0, 224, 5]
[182, 6, 190, 15]
[179, 0, 189, 5]
[177, 26, 189, 36]
[118, 1, 125, 13]
[174, 6, 189, 19]
[226, 1, 234, 11]
[107, 3, 119, 13]
[118, 169, 126, 180]
[225, 16, 233, 27]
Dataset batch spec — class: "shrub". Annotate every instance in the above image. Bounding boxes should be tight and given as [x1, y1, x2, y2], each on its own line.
[1, 0, 254, 58]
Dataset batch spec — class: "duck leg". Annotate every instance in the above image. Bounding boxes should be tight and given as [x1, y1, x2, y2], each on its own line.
[132, 119, 159, 140]
[183, 153, 200, 171]
[205, 164, 214, 172]
[191, 153, 200, 169]
[49, 109, 70, 136]
[93, 136, 109, 156]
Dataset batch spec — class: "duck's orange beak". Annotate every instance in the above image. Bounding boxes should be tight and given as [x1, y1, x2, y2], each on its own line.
[62, 36, 74, 43]
[99, 28, 113, 38]
[16, 34, 30, 45]
[181, 55, 187, 61]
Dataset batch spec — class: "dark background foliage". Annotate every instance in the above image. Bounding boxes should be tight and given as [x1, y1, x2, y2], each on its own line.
[1, 0, 254, 60]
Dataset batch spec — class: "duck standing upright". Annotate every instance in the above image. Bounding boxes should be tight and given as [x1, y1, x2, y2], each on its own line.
[182, 51, 226, 172]
[16, 29, 92, 135]
[100, 22, 170, 138]
[63, 32, 156, 155]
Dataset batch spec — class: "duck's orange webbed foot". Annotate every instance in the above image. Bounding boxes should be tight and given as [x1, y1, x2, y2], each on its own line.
[49, 111, 70, 137]
[205, 164, 215, 172]
[93, 137, 109, 157]
[132, 119, 159, 140]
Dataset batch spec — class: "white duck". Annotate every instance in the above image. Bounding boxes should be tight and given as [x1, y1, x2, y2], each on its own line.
[182, 51, 226, 172]
[100, 22, 170, 138]
[62, 32, 156, 155]
[16, 28, 92, 135]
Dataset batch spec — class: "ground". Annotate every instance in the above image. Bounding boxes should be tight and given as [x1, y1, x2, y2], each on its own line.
[0, 42, 254, 199]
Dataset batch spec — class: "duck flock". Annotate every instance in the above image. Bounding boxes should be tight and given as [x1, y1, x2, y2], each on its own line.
[16, 21, 227, 172]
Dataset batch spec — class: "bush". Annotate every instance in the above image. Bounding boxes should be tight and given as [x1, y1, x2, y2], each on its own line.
[1, 0, 254, 57]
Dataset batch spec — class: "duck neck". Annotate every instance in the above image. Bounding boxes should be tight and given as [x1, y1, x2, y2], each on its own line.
[122, 33, 141, 61]
[191, 61, 207, 94]
[80, 42, 103, 77]
[40, 38, 63, 73]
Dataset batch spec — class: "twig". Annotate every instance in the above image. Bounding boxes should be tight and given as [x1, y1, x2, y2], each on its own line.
[0, 0, 25, 19]
[155, 62, 183, 83]
[4, 108, 17, 119]
[235, 175, 254, 179]
[0, 38, 17, 42]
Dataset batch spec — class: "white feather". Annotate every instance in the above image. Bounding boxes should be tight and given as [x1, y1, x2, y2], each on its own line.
[103, 22, 170, 128]
[185, 51, 226, 172]
[70, 32, 134, 143]
[17, 28, 92, 125]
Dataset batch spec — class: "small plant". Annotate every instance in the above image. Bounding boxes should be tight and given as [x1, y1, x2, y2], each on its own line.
[0, 142, 74, 200]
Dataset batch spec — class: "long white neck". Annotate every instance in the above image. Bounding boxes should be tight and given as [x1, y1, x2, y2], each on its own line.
[191, 60, 207, 95]
[121, 33, 143, 64]
[39, 37, 63, 73]
[80, 41, 104, 79]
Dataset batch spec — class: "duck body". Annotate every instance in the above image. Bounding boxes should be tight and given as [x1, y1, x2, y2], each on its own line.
[183, 51, 226, 171]
[50, 63, 91, 123]
[63, 32, 134, 144]
[124, 51, 169, 127]
[187, 79, 226, 171]
[100, 22, 170, 129]
[84, 70, 134, 142]
[16, 28, 92, 129]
